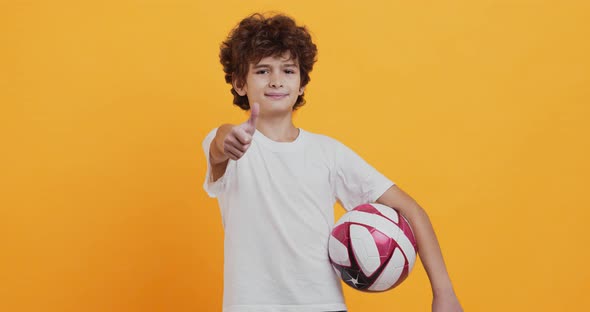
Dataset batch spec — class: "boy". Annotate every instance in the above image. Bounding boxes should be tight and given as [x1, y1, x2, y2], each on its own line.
[203, 13, 462, 312]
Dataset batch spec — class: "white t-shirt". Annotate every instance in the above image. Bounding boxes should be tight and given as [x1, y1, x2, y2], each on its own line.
[202, 128, 394, 312]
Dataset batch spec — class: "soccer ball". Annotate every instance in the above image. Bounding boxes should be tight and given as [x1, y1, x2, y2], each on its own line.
[328, 203, 418, 292]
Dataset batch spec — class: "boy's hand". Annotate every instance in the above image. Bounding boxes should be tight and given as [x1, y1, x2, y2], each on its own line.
[223, 102, 259, 161]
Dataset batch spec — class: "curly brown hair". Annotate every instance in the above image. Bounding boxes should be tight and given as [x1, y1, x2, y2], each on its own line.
[219, 13, 318, 111]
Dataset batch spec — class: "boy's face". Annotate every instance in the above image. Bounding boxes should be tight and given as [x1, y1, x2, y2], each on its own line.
[234, 51, 304, 116]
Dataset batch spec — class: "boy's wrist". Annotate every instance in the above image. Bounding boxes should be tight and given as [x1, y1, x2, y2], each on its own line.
[432, 284, 456, 298]
[210, 151, 229, 165]
[429, 273, 455, 297]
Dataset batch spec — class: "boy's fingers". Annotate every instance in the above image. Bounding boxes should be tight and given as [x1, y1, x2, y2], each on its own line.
[232, 141, 250, 153]
[237, 142, 250, 153]
[224, 144, 242, 160]
[234, 128, 252, 145]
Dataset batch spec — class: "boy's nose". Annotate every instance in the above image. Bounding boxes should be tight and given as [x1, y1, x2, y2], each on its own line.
[269, 75, 283, 88]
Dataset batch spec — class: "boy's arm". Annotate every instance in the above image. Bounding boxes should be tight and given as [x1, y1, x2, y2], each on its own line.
[209, 124, 233, 182]
[209, 103, 260, 182]
[376, 185, 463, 312]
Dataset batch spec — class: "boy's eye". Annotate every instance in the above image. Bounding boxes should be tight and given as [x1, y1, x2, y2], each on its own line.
[255, 70, 269, 74]
[285, 70, 296, 74]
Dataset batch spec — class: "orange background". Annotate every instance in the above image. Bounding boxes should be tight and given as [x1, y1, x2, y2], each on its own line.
[1, 1, 589, 311]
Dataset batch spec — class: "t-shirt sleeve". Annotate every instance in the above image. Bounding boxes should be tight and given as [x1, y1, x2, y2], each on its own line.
[331, 140, 395, 211]
[202, 128, 231, 198]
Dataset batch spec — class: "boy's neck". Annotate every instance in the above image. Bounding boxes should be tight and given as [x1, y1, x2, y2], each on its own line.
[256, 114, 299, 142]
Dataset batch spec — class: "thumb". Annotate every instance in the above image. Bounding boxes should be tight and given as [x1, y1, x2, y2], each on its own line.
[247, 102, 259, 130]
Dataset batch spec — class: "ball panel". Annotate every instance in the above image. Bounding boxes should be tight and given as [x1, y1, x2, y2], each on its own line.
[370, 228, 395, 264]
[368, 247, 405, 291]
[350, 224, 381, 276]
[346, 211, 377, 228]
[398, 214, 418, 250]
[371, 203, 399, 223]
[331, 223, 350, 246]
[353, 203, 381, 215]
[394, 226, 417, 273]
[328, 233, 351, 267]
[340, 268, 370, 289]
[373, 214, 401, 240]
[348, 211, 403, 242]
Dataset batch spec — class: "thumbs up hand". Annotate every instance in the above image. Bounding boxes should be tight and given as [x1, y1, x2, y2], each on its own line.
[223, 102, 259, 161]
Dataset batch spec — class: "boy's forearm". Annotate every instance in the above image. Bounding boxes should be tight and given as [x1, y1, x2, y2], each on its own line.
[407, 205, 455, 297]
[376, 187, 456, 297]
[210, 124, 234, 165]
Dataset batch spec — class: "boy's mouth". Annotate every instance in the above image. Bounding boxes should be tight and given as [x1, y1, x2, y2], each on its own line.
[265, 93, 288, 100]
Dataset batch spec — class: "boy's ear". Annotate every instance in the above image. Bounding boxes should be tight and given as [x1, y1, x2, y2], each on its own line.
[233, 79, 247, 96]
[298, 86, 306, 95]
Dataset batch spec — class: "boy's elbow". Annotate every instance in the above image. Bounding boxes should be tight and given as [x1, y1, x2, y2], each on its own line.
[376, 185, 425, 217]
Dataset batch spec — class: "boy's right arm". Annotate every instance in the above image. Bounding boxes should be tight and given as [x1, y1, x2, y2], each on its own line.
[209, 103, 259, 182]
[209, 124, 233, 182]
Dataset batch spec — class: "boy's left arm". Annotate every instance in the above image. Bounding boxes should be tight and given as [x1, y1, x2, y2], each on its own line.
[376, 185, 463, 312]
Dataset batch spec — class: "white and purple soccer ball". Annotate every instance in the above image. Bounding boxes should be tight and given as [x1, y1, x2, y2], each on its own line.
[328, 203, 418, 292]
